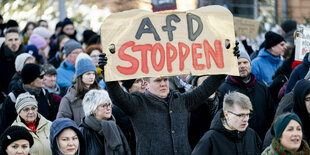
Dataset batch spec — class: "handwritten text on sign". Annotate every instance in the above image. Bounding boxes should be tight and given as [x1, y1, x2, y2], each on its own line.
[101, 5, 239, 81]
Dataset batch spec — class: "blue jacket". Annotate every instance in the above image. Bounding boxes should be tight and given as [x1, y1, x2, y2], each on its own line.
[50, 118, 85, 155]
[251, 48, 283, 86]
[285, 53, 310, 94]
[56, 60, 75, 88]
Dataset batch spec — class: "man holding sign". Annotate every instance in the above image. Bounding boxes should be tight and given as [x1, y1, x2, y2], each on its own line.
[99, 6, 240, 154]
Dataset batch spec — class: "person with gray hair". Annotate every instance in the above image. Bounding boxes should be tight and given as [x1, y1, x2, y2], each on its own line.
[192, 91, 262, 155]
[79, 89, 131, 155]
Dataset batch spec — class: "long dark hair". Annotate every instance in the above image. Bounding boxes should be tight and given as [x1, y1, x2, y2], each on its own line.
[75, 74, 100, 98]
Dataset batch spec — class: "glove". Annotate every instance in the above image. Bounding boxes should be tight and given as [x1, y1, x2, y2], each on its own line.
[99, 53, 108, 70]
[233, 41, 240, 57]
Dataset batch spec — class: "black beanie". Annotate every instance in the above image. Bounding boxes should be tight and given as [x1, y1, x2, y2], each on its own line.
[0, 126, 34, 152]
[21, 63, 44, 84]
[281, 20, 297, 33]
[62, 17, 73, 28]
[265, 31, 285, 49]
[122, 79, 136, 92]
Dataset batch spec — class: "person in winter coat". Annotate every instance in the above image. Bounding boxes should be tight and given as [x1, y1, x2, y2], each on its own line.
[251, 31, 286, 86]
[8, 53, 35, 92]
[285, 52, 310, 94]
[191, 91, 262, 155]
[218, 51, 275, 141]
[0, 27, 26, 100]
[48, 34, 70, 68]
[50, 118, 85, 155]
[0, 125, 34, 155]
[56, 39, 83, 89]
[79, 89, 131, 155]
[12, 92, 52, 155]
[57, 58, 101, 125]
[262, 113, 310, 154]
[0, 63, 54, 133]
[98, 44, 240, 155]
[186, 75, 219, 149]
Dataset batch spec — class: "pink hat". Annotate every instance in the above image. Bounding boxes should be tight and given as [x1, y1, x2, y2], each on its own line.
[28, 34, 47, 49]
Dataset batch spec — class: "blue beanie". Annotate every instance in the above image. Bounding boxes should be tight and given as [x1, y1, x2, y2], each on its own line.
[76, 58, 96, 77]
[274, 113, 302, 139]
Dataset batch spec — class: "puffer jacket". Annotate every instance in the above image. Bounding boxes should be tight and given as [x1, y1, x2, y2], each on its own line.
[12, 114, 52, 155]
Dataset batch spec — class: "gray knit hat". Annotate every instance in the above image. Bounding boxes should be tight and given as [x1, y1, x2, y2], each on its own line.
[238, 51, 251, 63]
[15, 92, 38, 113]
[15, 53, 34, 72]
[63, 39, 83, 56]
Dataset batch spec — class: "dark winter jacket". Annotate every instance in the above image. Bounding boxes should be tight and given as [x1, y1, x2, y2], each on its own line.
[106, 75, 226, 155]
[50, 118, 85, 155]
[79, 115, 131, 155]
[285, 52, 310, 94]
[217, 74, 275, 141]
[0, 44, 26, 94]
[0, 81, 54, 133]
[8, 72, 22, 93]
[191, 109, 262, 155]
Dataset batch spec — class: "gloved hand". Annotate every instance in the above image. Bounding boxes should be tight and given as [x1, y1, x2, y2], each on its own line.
[99, 53, 108, 70]
[233, 41, 240, 57]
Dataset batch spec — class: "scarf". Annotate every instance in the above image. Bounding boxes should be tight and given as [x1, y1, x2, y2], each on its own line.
[84, 115, 123, 150]
[25, 118, 37, 133]
[145, 89, 169, 102]
[23, 84, 42, 96]
[44, 84, 61, 95]
[272, 138, 310, 154]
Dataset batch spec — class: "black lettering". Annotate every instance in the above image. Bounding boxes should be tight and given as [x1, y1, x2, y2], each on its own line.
[135, 17, 161, 41]
[162, 14, 181, 41]
[187, 13, 203, 41]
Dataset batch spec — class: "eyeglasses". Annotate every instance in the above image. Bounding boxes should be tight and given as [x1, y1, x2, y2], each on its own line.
[22, 106, 37, 113]
[98, 103, 112, 109]
[227, 111, 251, 119]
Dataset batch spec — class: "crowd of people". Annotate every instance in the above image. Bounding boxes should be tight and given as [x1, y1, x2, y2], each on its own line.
[0, 12, 309, 155]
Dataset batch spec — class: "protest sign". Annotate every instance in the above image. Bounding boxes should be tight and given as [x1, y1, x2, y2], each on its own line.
[100, 5, 239, 81]
[234, 17, 260, 39]
[295, 27, 310, 61]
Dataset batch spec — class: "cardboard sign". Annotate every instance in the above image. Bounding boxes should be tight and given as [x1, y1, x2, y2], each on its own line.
[234, 17, 260, 39]
[101, 5, 239, 82]
[295, 27, 310, 61]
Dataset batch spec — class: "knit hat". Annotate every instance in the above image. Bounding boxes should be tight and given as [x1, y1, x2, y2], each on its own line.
[122, 79, 136, 92]
[32, 27, 51, 38]
[274, 113, 302, 139]
[265, 31, 285, 49]
[75, 53, 92, 69]
[15, 53, 34, 72]
[42, 64, 56, 75]
[62, 18, 73, 28]
[21, 63, 45, 84]
[26, 45, 39, 60]
[28, 34, 47, 49]
[0, 126, 34, 152]
[15, 92, 38, 113]
[63, 39, 83, 56]
[238, 51, 251, 63]
[76, 58, 96, 77]
[281, 20, 297, 33]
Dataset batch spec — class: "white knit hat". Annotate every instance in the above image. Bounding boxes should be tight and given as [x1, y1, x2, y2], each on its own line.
[32, 27, 51, 38]
[15, 92, 38, 113]
[15, 53, 34, 72]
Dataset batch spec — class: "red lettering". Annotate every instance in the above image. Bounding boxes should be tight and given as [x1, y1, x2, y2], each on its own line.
[203, 40, 224, 69]
[132, 44, 152, 74]
[192, 43, 204, 70]
[178, 42, 190, 71]
[151, 43, 165, 72]
[166, 42, 177, 72]
[116, 41, 139, 75]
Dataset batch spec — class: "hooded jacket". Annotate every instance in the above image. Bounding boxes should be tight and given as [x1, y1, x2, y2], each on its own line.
[0, 44, 26, 94]
[50, 118, 85, 155]
[218, 73, 275, 140]
[251, 48, 283, 86]
[292, 79, 310, 144]
[285, 53, 310, 93]
[191, 110, 262, 155]
[56, 59, 75, 89]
